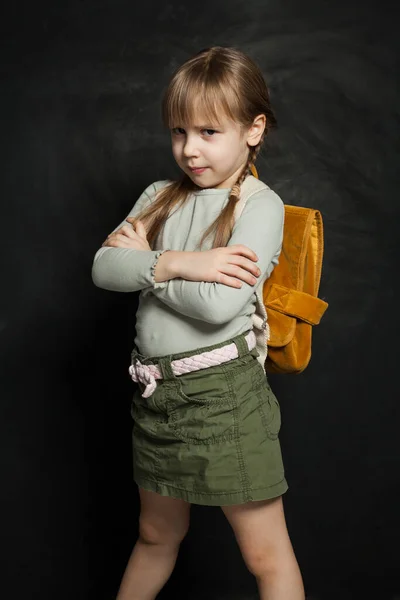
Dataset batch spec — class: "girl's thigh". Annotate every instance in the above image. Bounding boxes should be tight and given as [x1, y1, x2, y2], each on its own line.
[220, 496, 295, 571]
[138, 487, 192, 544]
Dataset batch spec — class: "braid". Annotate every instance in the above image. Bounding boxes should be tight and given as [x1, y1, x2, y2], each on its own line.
[229, 141, 262, 201]
[198, 140, 264, 250]
[229, 158, 251, 200]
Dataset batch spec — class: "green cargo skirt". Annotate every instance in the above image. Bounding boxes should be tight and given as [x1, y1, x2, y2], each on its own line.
[130, 329, 288, 506]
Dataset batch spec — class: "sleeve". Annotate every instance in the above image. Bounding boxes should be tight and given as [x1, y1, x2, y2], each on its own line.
[151, 188, 285, 324]
[91, 180, 171, 293]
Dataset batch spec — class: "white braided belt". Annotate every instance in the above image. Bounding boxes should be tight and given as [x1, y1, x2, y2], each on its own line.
[129, 330, 256, 398]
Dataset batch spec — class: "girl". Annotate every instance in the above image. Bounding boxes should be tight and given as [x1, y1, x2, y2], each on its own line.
[92, 47, 305, 600]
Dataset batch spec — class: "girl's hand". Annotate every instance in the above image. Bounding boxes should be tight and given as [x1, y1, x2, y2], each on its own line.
[101, 219, 151, 251]
[170, 246, 261, 288]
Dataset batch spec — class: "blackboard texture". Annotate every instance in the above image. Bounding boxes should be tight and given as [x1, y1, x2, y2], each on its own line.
[1, 0, 399, 599]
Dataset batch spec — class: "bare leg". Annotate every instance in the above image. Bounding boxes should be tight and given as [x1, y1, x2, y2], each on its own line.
[221, 495, 305, 600]
[116, 487, 191, 600]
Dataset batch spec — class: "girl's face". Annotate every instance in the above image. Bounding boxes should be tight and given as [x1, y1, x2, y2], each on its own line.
[170, 113, 264, 189]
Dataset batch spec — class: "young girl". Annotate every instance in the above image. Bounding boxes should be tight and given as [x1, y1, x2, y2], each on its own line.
[92, 46, 305, 600]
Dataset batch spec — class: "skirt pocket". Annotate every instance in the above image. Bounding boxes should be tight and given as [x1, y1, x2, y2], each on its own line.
[167, 377, 237, 445]
[256, 383, 282, 440]
[131, 387, 165, 439]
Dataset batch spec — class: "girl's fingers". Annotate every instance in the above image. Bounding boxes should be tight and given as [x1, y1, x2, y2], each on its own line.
[126, 218, 148, 240]
[228, 256, 261, 277]
[106, 227, 136, 241]
[220, 265, 258, 286]
[134, 220, 147, 239]
[105, 221, 147, 246]
[217, 273, 243, 288]
[103, 233, 126, 246]
[228, 245, 258, 262]
[102, 234, 147, 250]
[105, 240, 135, 248]
[119, 225, 137, 238]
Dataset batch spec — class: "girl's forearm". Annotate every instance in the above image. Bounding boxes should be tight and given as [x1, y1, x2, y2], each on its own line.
[153, 251, 189, 282]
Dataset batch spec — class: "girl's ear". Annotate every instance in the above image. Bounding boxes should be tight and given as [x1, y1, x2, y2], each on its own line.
[246, 114, 266, 147]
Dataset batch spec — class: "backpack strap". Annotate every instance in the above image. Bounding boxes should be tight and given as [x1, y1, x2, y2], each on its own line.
[263, 206, 329, 357]
[233, 175, 271, 370]
[265, 284, 328, 325]
[234, 176, 268, 220]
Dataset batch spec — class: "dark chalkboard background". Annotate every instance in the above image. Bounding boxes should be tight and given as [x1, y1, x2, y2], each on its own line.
[1, 1, 399, 599]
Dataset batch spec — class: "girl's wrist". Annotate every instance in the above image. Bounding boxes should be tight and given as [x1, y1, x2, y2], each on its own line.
[153, 250, 184, 282]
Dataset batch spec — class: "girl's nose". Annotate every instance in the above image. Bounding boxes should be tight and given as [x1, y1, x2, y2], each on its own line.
[183, 137, 199, 157]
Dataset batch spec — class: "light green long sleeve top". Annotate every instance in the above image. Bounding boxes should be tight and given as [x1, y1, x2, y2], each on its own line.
[91, 176, 284, 357]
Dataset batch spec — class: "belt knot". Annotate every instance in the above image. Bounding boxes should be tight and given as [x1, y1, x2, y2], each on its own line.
[128, 360, 158, 398]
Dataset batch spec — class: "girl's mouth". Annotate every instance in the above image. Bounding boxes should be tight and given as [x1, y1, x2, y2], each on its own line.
[189, 167, 208, 174]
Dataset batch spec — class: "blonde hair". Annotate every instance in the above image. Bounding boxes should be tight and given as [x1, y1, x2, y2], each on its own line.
[132, 46, 277, 249]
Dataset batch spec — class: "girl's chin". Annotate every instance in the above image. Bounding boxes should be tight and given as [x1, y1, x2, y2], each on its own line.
[187, 170, 213, 185]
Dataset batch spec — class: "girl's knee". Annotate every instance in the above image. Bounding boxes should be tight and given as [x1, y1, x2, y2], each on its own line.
[244, 550, 281, 578]
[242, 542, 299, 579]
[139, 516, 189, 547]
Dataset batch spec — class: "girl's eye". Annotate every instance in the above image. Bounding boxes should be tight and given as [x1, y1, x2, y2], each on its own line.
[171, 127, 217, 136]
[202, 129, 216, 136]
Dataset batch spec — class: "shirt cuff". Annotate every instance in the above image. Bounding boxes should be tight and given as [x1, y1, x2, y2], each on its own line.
[150, 249, 171, 289]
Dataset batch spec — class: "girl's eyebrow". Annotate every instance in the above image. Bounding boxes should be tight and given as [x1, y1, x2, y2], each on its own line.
[172, 124, 221, 130]
[194, 124, 221, 129]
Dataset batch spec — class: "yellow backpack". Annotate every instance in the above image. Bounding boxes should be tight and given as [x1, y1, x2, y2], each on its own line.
[236, 167, 328, 374]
